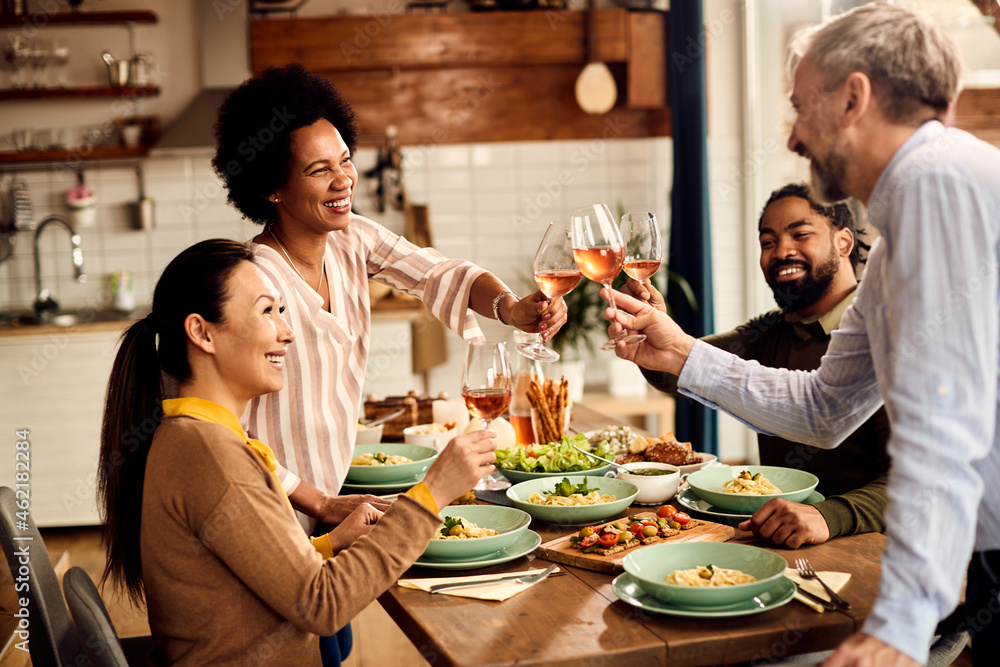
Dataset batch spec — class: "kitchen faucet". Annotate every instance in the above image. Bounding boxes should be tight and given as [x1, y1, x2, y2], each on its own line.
[33, 215, 86, 315]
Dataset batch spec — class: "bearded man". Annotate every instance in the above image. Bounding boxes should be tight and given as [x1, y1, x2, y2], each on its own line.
[633, 183, 890, 549]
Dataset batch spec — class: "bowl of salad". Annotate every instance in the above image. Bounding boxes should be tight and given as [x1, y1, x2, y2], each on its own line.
[346, 444, 438, 485]
[495, 433, 617, 484]
[506, 475, 638, 525]
[422, 505, 532, 560]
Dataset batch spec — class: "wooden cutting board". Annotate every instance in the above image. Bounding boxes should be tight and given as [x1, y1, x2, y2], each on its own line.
[537, 512, 735, 575]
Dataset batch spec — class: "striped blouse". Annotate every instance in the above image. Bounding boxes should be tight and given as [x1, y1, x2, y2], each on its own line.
[243, 214, 487, 517]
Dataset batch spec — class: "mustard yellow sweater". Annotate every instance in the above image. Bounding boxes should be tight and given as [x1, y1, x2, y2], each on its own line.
[140, 408, 440, 666]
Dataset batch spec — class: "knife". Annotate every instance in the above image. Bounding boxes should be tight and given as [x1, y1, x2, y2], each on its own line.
[793, 581, 837, 611]
[362, 407, 407, 428]
[428, 571, 564, 594]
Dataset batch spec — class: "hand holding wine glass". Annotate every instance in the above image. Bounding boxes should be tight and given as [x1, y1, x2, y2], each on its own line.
[570, 203, 646, 350]
[461, 341, 513, 490]
[519, 221, 582, 362]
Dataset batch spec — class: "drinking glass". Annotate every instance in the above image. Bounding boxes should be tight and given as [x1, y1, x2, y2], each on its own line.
[620, 211, 663, 281]
[519, 220, 582, 362]
[570, 203, 646, 350]
[461, 341, 513, 491]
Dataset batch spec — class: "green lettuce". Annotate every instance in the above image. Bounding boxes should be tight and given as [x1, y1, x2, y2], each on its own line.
[494, 433, 616, 473]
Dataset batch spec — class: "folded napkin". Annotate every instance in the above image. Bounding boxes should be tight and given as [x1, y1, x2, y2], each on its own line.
[784, 567, 851, 613]
[397, 566, 559, 601]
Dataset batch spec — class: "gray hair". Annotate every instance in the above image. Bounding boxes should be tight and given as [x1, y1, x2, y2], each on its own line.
[789, 3, 962, 125]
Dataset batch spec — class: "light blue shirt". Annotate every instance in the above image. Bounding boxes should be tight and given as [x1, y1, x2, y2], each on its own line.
[678, 121, 1000, 664]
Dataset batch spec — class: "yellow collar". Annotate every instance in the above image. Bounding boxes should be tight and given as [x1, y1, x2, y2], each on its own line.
[162, 397, 280, 475]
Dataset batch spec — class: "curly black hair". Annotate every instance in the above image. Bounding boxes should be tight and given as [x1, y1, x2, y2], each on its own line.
[758, 183, 870, 270]
[212, 63, 359, 226]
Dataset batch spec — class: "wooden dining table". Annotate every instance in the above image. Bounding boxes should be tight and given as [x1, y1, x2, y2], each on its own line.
[378, 405, 886, 666]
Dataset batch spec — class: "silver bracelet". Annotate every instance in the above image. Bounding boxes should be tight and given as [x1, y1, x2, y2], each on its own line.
[492, 290, 517, 325]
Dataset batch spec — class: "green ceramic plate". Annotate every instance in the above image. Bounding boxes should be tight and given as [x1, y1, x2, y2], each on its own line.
[612, 573, 795, 617]
[505, 475, 638, 526]
[422, 505, 532, 560]
[623, 542, 789, 607]
[340, 473, 425, 495]
[346, 444, 438, 485]
[686, 465, 819, 513]
[676, 488, 826, 520]
[413, 530, 542, 571]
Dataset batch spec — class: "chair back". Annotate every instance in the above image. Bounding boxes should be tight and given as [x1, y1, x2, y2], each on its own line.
[63, 566, 130, 667]
[0, 485, 84, 665]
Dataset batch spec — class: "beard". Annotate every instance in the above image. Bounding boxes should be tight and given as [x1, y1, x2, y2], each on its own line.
[766, 252, 840, 314]
[807, 128, 850, 204]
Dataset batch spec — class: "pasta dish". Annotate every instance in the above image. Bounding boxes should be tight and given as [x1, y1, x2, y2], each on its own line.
[351, 452, 412, 466]
[528, 490, 616, 506]
[666, 565, 756, 587]
[722, 470, 781, 495]
[433, 517, 499, 540]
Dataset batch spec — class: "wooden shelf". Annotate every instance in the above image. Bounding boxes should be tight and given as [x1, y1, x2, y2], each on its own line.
[250, 8, 670, 145]
[0, 145, 152, 165]
[0, 85, 160, 101]
[0, 11, 157, 27]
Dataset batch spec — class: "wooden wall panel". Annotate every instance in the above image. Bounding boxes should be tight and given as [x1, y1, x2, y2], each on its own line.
[954, 88, 1000, 147]
[249, 9, 670, 145]
[626, 11, 668, 109]
[250, 9, 629, 72]
[321, 65, 670, 145]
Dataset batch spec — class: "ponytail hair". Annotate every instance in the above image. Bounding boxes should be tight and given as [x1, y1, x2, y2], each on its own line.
[99, 239, 255, 605]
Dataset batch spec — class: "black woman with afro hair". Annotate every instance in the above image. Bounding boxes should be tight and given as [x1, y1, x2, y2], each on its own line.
[212, 65, 566, 662]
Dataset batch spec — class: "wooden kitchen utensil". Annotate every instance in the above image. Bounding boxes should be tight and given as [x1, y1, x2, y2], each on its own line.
[574, 0, 617, 114]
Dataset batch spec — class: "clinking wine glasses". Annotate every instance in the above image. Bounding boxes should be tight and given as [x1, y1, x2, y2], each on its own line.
[518, 220, 582, 362]
[570, 203, 646, 350]
[461, 340, 513, 491]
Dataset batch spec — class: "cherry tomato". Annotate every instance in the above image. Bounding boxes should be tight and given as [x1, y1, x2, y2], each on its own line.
[657, 505, 678, 519]
[674, 512, 691, 525]
[580, 534, 599, 548]
[599, 532, 619, 548]
[628, 523, 645, 535]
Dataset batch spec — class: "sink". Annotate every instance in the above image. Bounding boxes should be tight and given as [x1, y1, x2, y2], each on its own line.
[0, 308, 144, 329]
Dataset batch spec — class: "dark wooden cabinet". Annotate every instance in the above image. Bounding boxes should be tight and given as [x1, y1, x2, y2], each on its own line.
[250, 8, 670, 145]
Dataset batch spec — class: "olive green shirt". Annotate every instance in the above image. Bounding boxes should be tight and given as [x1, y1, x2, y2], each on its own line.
[644, 289, 890, 538]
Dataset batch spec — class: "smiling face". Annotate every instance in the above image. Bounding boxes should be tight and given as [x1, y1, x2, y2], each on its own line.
[787, 57, 851, 204]
[210, 262, 295, 401]
[271, 119, 357, 235]
[758, 196, 849, 315]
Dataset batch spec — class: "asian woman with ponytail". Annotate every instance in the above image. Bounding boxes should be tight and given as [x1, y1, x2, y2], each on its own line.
[97, 239, 497, 666]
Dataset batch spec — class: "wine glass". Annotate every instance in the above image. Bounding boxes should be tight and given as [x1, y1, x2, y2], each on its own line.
[461, 341, 513, 491]
[620, 211, 663, 282]
[518, 221, 582, 362]
[570, 203, 646, 350]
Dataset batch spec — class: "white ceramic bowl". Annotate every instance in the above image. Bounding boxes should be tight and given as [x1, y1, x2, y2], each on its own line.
[355, 422, 384, 445]
[404, 423, 457, 451]
[613, 462, 680, 504]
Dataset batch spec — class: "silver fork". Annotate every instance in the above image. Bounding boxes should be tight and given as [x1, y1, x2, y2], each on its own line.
[428, 563, 560, 594]
[795, 558, 851, 610]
